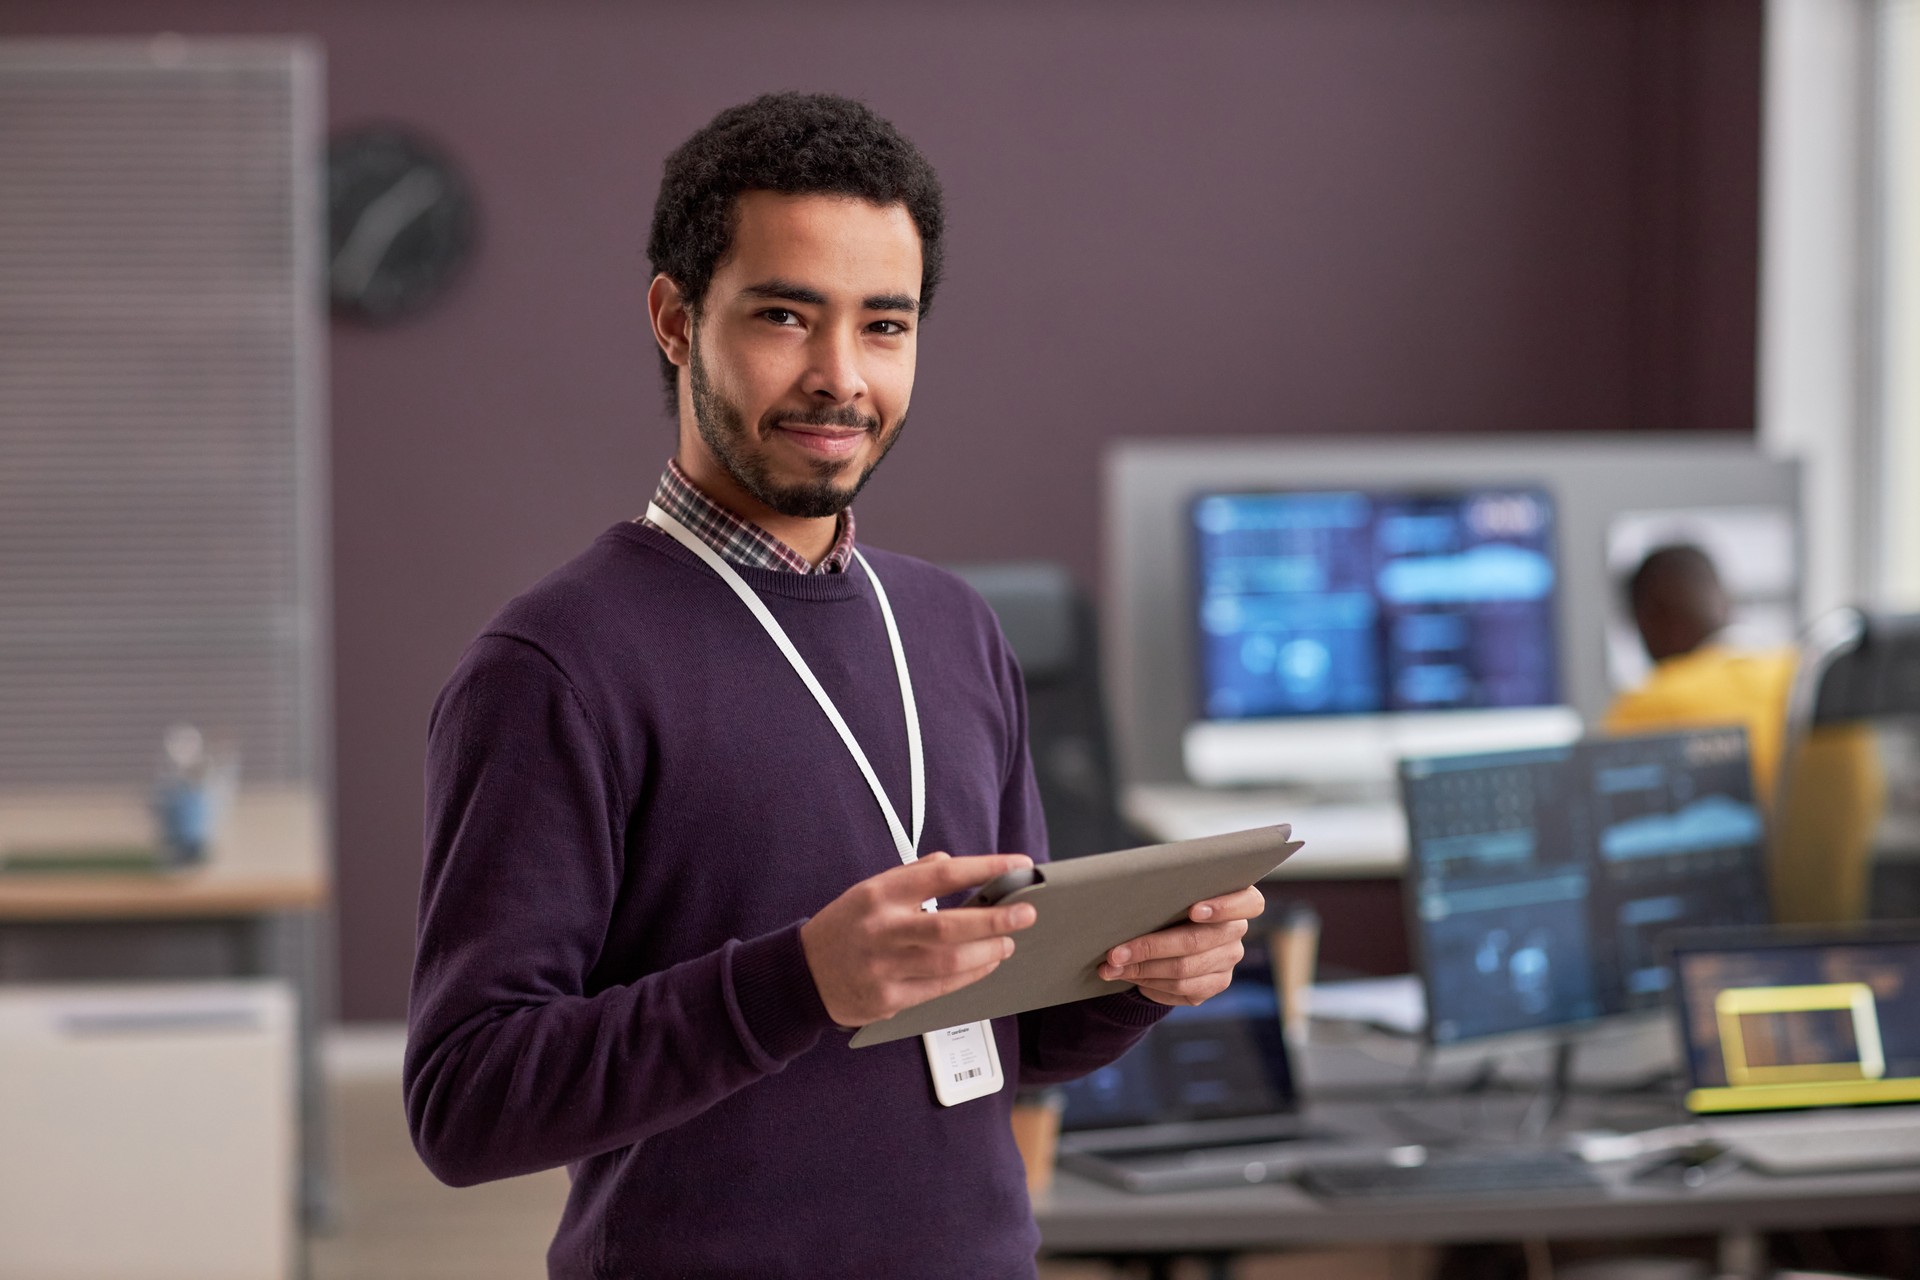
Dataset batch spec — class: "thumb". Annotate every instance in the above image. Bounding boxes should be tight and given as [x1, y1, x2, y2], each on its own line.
[893, 851, 1032, 900]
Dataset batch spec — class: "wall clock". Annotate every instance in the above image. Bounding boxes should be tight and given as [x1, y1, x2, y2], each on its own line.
[326, 125, 476, 322]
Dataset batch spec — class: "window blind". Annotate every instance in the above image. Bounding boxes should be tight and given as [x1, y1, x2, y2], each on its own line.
[0, 39, 326, 787]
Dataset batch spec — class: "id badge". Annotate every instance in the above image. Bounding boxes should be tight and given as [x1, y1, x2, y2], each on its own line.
[923, 1019, 1004, 1106]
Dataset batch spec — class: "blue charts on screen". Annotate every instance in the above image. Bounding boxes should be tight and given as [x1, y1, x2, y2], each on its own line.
[1192, 487, 1557, 721]
[1400, 729, 1770, 1046]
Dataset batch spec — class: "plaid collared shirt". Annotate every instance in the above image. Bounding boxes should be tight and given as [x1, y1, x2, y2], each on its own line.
[639, 458, 857, 574]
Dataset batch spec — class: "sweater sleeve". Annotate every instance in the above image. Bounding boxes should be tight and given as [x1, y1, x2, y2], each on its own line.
[978, 623, 1171, 1085]
[404, 634, 833, 1187]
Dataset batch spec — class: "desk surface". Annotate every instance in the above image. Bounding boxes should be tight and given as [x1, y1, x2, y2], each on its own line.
[1036, 1140, 1920, 1252]
[0, 787, 328, 919]
[1125, 785, 1406, 878]
[1035, 1021, 1920, 1253]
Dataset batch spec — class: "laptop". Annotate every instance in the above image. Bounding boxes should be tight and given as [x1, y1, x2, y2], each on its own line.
[1052, 963, 1352, 1192]
[1666, 922, 1920, 1174]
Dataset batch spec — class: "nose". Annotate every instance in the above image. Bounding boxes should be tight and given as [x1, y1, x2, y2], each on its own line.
[800, 324, 868, 406]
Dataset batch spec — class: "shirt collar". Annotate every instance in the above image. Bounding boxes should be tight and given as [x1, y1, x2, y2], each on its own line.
[642, 458, 857, 575]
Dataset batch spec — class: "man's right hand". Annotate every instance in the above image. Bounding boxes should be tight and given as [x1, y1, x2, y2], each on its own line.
[799, 852, 1039, 1029]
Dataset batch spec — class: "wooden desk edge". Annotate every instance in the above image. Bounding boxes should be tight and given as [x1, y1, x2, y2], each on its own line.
[0, 876, 330, 920]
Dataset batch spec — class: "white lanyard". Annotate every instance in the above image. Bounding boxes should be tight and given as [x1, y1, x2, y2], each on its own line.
[647, 502, 1005, 1104]
[646, 503, 925, 867]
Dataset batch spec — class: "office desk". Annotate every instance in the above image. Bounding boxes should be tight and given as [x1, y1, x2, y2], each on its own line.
[1035, 1026, 1920, 1275]
[1037, 1143, 1920, 1256]
[0, 787, 326, 914]
[0, 787, 331, 1238]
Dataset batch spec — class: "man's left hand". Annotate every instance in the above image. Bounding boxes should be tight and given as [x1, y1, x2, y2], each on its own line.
[1098, 886, 1266, 1007]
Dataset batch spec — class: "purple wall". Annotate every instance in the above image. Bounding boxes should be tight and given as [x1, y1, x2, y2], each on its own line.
[2, 2, 1762, 1020]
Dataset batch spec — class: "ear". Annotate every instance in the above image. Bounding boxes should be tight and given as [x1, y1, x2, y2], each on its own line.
[648, 274, 694, 369]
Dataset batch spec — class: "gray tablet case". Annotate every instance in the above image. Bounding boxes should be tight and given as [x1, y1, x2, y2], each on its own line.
[848, 824, 1302, 1048]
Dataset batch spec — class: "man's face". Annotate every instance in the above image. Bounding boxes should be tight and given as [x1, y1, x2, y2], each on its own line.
[675, 191, 921, 520]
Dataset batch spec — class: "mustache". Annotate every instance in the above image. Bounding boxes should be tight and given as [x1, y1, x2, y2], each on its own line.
[767, 406, 882, 434]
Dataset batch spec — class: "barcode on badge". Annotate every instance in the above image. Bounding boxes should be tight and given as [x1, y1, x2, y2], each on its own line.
[953, 1067, 984, 1081]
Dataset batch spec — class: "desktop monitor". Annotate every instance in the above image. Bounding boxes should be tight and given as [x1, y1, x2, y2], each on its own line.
[1184, 486, 1580, 786]
[1669, 925, 1920, 1114]
[1400, 728, 1770, 1047]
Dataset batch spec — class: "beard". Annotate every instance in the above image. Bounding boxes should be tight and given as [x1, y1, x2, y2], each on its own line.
[688, 335, 906, 520]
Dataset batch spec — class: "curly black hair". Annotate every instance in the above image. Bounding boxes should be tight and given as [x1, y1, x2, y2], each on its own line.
[646, 92, 945, 414]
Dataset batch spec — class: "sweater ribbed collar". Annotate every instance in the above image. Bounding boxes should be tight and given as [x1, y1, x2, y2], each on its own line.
[610, 521, 873, 603]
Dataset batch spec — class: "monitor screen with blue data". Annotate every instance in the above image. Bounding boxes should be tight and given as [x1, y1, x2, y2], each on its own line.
[1400, 728, 1770, 1046]
[1190, 487, 1559, 721]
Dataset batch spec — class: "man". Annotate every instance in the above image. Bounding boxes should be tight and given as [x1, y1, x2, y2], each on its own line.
[1606, 544, 1794, 791]
[405, 93, 1263, 1278]
[1605, 543, 1881, 923]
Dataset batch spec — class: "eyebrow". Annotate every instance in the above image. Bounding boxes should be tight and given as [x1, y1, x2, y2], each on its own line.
[740, 279, 919, 315]
[863, 292, 920, 315]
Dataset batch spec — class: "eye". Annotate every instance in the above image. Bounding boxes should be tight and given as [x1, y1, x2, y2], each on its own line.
[759, 308, 800, 326]
[869, 319, 910, 336]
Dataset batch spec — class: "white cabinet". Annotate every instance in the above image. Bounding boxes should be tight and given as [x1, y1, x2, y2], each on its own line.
[0, 981, 295, 1280]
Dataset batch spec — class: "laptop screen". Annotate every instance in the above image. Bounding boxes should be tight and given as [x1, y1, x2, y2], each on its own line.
[1057, 978, 1295, 1131]
[1670, 927, 1920, 1114]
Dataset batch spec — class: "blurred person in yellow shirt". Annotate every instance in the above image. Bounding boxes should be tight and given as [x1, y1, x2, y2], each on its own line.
[1604, 544, 1882, 924]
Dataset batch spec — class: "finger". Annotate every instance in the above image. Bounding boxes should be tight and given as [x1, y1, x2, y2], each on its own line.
[1101, 939, 1243, 983]
[897, 901, 1037, 945]
[1187, 886, 1267, 924]
[890, 957, 1006, 1009]
[895, 933, 1018, 978]
[1105, 919, 1246, 968]
[886, 851, 1034, 901]
[1133, 970, 1235, 1007]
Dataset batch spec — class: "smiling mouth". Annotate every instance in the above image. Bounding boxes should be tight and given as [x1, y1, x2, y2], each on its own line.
[771, 421, 870, 458]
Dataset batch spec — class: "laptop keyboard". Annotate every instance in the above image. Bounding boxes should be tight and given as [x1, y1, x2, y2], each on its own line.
[1297, 1152, 1602, 1200]
[1087, 1130, 1319, 1163]
[1714, 1111, 1920, 1173]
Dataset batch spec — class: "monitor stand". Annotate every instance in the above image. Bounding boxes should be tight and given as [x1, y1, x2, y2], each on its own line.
[1404, 1035, 1584, 1142]
[1520, 1038, 1578, 1138]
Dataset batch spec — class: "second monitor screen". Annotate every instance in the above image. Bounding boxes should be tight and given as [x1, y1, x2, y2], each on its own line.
[1402, 729, 1770, 1045]
[1192, 487, 1558, 720]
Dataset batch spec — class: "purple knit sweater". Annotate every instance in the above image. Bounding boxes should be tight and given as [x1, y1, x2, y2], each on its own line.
[406, 522, 1168, 1279]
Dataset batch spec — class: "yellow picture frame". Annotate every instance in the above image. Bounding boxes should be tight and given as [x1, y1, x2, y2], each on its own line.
[1713, 982, 1885, 1086]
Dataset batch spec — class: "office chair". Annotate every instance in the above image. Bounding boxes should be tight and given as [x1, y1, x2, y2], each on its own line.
[1772, 609, 1920, 924]
[948, 563, 1132, 860]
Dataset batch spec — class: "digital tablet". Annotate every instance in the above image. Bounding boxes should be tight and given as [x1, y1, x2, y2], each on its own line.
[848, 824, 1302, 1048]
